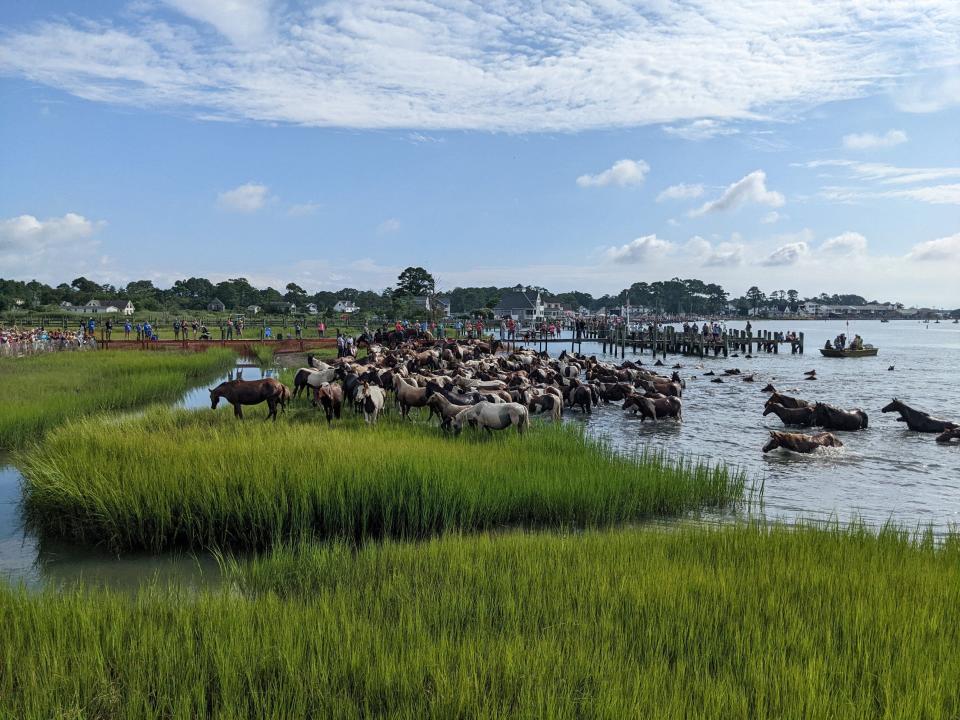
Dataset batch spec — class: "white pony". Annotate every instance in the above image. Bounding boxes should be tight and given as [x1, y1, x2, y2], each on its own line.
[358, 382, 385, 424]
[451, 401, 529, 435]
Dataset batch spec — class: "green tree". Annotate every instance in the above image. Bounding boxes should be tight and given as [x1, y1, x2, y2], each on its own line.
[746, 286, 766, 313]
[396, 267, 435, 297]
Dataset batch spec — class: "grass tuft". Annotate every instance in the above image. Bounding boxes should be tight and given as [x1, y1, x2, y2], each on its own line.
[21, 407, 743, 551]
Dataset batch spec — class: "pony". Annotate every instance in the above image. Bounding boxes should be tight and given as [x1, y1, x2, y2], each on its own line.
[528, 393, 562, 422]
[936, 427, 960, 444]
[764, 391, 811, 409]
[210, 378, 287, 421]
[358, 382, 386, 424]
[623, 395, 682, 422]
[762, 430, 843, 454]
[881, 399, 958, 433]
[292, 366, 337, 400]
[314, 383, 343, 425]
[392, 374, 430, 419]
[450, 401, 529, 435]
[811, 402, 868, 431]
[425, 393, 469, 430]
[762, 402, 814, 426]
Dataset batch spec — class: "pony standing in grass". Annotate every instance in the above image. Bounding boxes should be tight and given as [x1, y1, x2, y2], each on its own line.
[210, 378, 288, 421]
[451, 401, 529, 435]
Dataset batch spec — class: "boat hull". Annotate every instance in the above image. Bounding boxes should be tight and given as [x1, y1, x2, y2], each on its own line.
[819, 347, 879, 358]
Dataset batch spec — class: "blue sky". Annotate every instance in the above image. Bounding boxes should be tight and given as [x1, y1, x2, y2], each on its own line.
[1, 1, 959, 305]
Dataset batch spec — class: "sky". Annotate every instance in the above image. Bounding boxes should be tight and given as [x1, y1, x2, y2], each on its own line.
[0, 1, 959, 306]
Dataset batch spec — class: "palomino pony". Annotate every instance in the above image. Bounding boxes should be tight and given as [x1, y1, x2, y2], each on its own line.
[210, 378, 288, 421]
[451, 401, 529, 435]
[762, 430, 843, 454]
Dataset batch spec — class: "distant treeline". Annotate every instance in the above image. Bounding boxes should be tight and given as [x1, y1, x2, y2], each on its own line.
[0, 274, 911, 318]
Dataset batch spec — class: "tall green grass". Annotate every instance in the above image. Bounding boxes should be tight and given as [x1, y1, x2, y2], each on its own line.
[3, 524, 960, 718]
[0, 349, 235, 449]
[21, 408, 743, 551]
[249, 343, 275, 366]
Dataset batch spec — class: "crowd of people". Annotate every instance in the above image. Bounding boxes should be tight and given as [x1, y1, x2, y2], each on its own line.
[0, 326, 97, 356]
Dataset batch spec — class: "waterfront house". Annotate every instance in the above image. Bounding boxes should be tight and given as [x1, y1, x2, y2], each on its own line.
[493, 290, 544, 326]
[207, 298, 226, 312]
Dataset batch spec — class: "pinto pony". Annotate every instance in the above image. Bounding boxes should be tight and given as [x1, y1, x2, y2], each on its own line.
[451, 401, 529, 435]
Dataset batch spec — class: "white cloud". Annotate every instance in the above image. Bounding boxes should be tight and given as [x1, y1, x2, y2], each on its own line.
[894, 69, 960, 114]
[842, 129, 907, 150]
[907, 232, 960, 261]
[287, 202, 321, 217]
[821, 231, 867, 256]
[686, 235, 744, 267]
[1, 4, 958, 131]
[761, 211, 782, 224]
[663, 119, 738, 141]
[799, 160, 960, 185]
[577, 159, 649, 188]
[162, 0, 273, 47]
[690, 170, 784, 217]
[761, 241, 809, 266]
[820, 184, 960, 205]
[217, 182, 269, 212]
[377, 218, 401, 234]
[657, 183, 704, 202]
[604, 234, 673, 264]
[0, 212, 102, 250]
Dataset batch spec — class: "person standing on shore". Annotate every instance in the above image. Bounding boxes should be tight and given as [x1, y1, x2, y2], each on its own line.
[124, 320, 131, 339]
[105, 318, 112, 341]
[317, 320, 325, 338]
[173, 318, 181, 341]
[294, 321, 302, 340]
[226, 319, 234, 340]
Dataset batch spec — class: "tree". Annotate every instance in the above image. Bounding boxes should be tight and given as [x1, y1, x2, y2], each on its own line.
[746, 286, 766, 313]
[787, 289, 799, 312]
[284, 282, 308, 305]
[396, 267, 435, 297]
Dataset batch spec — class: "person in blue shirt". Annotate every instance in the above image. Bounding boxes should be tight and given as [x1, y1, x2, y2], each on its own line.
[87, 318, 96, 336]
[264, 326, 273, 339]
[124, 320, 131, 338]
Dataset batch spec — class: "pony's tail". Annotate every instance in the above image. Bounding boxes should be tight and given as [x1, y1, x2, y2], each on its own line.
[860, 410, 869, 429]
[519, 408, 530, 434]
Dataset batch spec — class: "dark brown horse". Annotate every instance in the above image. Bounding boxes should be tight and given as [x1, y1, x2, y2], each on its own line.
[881, 399, 958, 433]
[210, 378, 287, 421]
[623, 395, 682, 422]
[764, 391, 811, 410]
[811, 402, 868, 431]
[763, 402, 814, 426]
[936, 427, 960, 444]
[763, 430, 843, 454]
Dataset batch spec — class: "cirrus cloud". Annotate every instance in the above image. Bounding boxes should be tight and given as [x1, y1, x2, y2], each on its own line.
[842, 129, 907, 150]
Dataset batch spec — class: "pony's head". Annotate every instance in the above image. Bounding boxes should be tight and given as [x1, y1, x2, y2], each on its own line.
[209, 388, 220, 409]
[762, 431, 780, 453]
[880, 399, 899, 413]
[762, 404, 774, 416]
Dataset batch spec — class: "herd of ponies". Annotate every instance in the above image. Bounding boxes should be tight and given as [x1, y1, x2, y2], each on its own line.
[208, 337, 960, 451]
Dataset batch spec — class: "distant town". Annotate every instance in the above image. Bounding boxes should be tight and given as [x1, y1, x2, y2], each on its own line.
[1, 271, 957, 323]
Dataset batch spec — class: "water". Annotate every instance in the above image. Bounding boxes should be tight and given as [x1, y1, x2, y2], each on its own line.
[2, 325, 959, 587]
[0, 362, 275, 588]
[567, 319, 960, 528]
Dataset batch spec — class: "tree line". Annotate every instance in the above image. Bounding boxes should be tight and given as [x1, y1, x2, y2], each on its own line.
[0, 270, 905, 318]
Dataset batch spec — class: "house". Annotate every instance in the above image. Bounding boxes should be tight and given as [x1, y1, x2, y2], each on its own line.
[334, 300, 359, 313]
[543, 301, 564, 319]
[492, 290, 544, 326]
[434, 296, 452, 318]
[305, 303, 318, 315]
[409, 296, 452, 318]
[207, 298, 226, 312]
[246, 305, 261, 315]
[67, 298, 135, 315]
[801, 302, 821, 316]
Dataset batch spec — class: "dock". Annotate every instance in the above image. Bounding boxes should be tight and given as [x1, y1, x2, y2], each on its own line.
[501, 328, 803, 359]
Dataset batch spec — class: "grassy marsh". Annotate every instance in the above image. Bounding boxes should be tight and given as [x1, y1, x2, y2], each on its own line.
[0, 349, 236, 449]
[3, 523, 959, 718]
[21, 408, 743, 551]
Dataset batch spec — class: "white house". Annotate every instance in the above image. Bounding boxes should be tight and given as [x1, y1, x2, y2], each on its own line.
[246, 304, 262, 315]
[67, 298, 135, 315]
[543, 301, 564, 319]
[334, 300, 359, 313]
[305, 303, 318, 315]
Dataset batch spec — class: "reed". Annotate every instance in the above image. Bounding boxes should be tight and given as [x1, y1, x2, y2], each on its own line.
[21, 407, 743, 551]
[249, 343, 275, 366]
[3, 523, 959, 718]
[0, 349, 235, 449]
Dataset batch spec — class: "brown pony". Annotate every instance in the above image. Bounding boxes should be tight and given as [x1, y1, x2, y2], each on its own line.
[210, 378, 287, 421]
[763, 430, 843, 453]
[314, 383, 343, 425]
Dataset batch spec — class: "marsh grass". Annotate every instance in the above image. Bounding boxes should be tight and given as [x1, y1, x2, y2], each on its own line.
[249, 343, 275, 366]
[0, 349, 236, 449]
[3, 523, 960, 718]
[21, 407, 743, 551]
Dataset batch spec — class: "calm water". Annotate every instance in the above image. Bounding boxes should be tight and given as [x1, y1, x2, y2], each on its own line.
[2, 322, 959, 587]
[569, 319, 960, 528]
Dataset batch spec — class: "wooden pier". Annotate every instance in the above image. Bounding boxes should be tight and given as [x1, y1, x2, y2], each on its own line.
[500, 328, 803, 359]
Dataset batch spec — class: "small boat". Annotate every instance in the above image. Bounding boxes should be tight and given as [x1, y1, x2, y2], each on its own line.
[880, 318, 889, 323]
[819, 345, 879, 358]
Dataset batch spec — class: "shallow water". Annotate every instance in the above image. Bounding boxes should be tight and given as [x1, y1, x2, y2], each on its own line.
[0, 362, 275, 588]
[566, 319, 960, 529]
